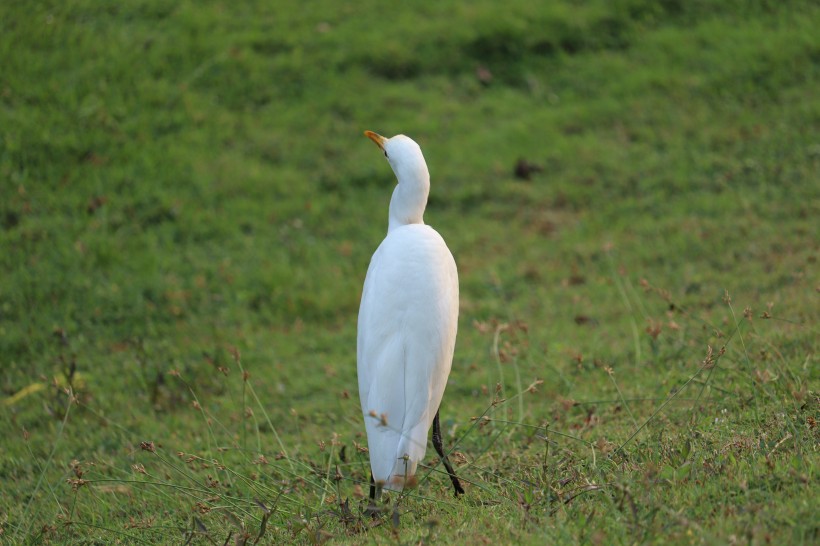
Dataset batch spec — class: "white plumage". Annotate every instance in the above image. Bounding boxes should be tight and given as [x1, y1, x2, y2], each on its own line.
[357, 131, 461, 495]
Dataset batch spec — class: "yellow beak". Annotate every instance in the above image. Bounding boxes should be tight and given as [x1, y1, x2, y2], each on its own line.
[364, 130, 387, 150]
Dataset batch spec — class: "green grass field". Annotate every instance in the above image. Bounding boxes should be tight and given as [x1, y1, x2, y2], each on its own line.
[2, 1, 818, 543]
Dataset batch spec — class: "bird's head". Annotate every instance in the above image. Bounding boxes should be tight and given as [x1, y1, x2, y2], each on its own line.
[364, 130, 431, 230]
[364, 131, 428, 184]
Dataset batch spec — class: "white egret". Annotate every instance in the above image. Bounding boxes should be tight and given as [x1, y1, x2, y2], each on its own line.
[358, 130, 465, 503]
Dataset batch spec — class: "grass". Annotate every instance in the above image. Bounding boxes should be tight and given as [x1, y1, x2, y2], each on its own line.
[1, 0, 818, 543]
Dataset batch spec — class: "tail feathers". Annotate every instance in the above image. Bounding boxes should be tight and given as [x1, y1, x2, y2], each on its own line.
[367, 413, 431, 492]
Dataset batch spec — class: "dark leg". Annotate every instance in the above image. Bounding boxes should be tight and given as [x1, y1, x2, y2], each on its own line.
[432, 410, 465, 496]
[365, 472, 381, 517]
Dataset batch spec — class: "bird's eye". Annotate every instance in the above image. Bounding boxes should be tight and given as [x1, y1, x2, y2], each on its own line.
[383, 151, 388, 159]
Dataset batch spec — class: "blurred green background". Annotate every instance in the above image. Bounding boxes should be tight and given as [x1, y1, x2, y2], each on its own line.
[1, 1, 818, 543]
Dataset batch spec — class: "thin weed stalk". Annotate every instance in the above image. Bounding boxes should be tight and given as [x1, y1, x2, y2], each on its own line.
[604, 367, 640, 430]
[17, 388, 74, 540]
[230, 350, 295, 473]
[607, 253, 644, 368]
[614, 337, 732, 454]
[724, 293, 761, 426]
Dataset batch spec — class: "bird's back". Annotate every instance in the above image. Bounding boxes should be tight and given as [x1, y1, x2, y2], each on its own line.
[357, 224, 458, 489]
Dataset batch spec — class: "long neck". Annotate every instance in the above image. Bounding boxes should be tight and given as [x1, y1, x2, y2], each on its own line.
[387, 161, 430, 232]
